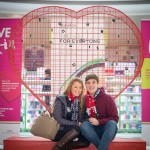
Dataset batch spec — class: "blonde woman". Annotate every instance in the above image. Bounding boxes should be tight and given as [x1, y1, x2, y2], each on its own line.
[52, 78, 90, 150]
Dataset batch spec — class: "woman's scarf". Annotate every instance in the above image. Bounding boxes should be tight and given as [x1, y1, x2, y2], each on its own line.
[68, 92, 79, 121]
[86, 88, 100, 118]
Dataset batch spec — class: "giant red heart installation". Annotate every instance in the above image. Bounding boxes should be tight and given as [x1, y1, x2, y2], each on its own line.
[8, 6, 144, 109]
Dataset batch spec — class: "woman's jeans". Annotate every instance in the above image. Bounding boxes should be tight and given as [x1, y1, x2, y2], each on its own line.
[80, 120, 118, 150]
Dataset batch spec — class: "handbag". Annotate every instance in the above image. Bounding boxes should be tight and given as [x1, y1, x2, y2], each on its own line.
[30, 96, 66, 140]
[30, 113, 60, 140]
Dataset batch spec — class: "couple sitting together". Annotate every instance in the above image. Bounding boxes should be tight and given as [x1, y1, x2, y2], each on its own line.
[52, 74, 119, 150]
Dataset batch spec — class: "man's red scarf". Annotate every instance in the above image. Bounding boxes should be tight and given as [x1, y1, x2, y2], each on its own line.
[86, 88, 100, 118]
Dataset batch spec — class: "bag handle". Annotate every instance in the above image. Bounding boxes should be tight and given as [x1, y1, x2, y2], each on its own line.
[30, 92, 51, 113]
[39, 95, 65, 113]
[37, 97, 51, 113]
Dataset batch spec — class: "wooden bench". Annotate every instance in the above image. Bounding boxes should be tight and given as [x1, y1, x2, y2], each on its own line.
[3, 136, 146, 150]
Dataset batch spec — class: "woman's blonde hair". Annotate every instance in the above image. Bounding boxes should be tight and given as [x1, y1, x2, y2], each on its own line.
[63, 77, 84, 100]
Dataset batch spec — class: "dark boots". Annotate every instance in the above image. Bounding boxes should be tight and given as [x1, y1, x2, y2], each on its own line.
[65, 136, 90, 150]
[68, 140, 90, 149]
[52, 129, 79, 150]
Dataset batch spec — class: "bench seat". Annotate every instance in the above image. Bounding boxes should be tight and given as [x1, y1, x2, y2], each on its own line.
[4, 136, 146, 150]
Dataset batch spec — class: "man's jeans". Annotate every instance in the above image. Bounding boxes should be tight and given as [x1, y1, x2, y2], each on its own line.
[80, 120, 118, 150]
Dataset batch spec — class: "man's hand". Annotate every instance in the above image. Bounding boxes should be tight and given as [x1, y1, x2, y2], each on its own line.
[89, 117, 99, 126]
[79, 122, 82, 127]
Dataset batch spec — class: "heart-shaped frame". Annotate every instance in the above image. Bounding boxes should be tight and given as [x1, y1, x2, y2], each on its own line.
[8, 6, 144, 108]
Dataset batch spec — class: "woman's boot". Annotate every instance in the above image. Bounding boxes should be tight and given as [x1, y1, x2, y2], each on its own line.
[52, 129, 79, 150]
[65, 136, 90, 150]
[68, 140, 90, 149]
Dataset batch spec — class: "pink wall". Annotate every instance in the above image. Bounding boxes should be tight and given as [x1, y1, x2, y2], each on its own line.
[141, 20, 150, 123]
[141, 20, 150, 58]
[0, 19, 22, 122]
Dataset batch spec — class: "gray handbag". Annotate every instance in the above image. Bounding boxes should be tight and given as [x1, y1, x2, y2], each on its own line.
[30, 96, 66, 140]
[30, 113, 60, 140]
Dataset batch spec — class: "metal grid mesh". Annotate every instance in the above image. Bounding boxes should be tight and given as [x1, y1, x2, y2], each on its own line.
[8, 6, 144, 106]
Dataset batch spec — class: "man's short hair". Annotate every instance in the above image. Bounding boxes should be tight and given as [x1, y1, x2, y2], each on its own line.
[45, 69, 51, 75]
[85, 74, 99, 83]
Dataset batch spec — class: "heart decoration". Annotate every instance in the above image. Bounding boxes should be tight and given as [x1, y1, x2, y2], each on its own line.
[8, 6, 144, 109]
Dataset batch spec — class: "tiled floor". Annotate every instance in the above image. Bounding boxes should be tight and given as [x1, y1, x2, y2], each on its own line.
[0, 132, 150, 150]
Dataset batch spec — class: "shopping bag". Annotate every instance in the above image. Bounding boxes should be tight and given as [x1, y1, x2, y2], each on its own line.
[30, 114, 60, 140]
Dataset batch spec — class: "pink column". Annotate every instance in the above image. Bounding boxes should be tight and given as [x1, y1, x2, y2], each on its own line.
[141, 20, 150, 145]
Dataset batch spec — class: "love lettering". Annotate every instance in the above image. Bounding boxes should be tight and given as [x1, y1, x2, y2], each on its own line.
[0, 28, 11, 38]
[0, 28, 11, 54]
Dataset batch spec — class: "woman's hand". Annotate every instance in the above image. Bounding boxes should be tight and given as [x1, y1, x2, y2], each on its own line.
[41, 110, 50, 117]
[89, 117, 99, 126]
